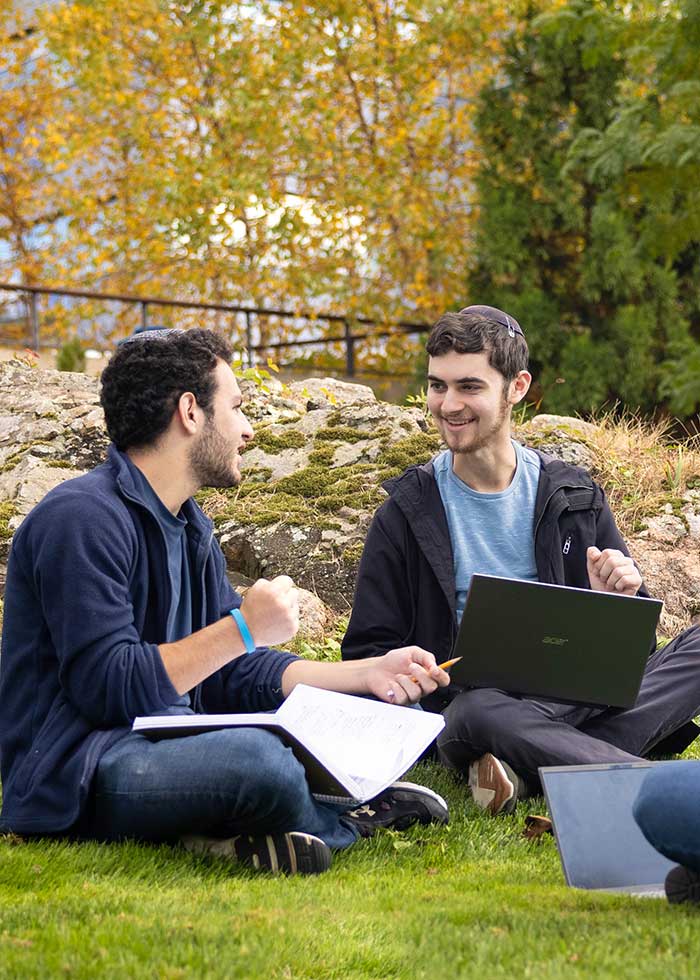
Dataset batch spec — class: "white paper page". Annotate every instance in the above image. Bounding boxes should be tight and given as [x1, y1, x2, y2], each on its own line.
[132, 711, 277, 732]
[277, 685, 444, 799]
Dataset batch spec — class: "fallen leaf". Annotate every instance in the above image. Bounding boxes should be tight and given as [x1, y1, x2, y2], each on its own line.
[522, 814, 553, 841]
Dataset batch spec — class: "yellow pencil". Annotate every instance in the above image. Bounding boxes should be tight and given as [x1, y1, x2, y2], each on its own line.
[409, 656, 462, 683]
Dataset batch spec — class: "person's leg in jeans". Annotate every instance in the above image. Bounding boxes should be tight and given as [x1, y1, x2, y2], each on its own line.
[633, 762, 700, 872]
[82, 727, 358, 868]
[633, 761, 700, 904]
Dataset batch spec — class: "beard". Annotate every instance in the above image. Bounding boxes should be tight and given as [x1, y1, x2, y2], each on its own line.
[449, 391, 511, 456]
[188, 418, 241, 489]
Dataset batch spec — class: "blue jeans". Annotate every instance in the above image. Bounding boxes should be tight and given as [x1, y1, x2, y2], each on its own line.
[633, 761, 700, 872]
[79, 728, 360, 851]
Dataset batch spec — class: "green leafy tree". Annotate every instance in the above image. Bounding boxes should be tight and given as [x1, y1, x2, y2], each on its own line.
[571, 0, 700, 415]
[469, 0, 699, 417]
[56, 336, 86, 372]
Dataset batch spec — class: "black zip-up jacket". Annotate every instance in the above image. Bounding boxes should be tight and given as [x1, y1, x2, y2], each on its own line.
[341, 450, 652, 712]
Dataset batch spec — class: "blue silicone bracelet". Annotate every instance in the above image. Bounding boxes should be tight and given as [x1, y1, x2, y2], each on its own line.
[230, 608, 256, 653]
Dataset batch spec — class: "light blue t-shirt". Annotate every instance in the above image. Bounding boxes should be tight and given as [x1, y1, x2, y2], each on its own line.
[433, 440, 541, 622]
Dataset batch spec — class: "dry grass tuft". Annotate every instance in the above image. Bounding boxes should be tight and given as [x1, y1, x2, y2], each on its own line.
[564, 411, 700, 538]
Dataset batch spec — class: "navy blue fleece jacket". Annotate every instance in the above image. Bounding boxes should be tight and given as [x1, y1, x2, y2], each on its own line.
[0, 446, 298, 834]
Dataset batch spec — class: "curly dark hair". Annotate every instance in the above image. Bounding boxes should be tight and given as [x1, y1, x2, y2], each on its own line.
[100, 328, 234, 451]
[426, 310, 529, 381]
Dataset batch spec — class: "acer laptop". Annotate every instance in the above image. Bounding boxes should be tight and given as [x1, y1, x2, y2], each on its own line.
[540, 762, 674, 898]
[449, 574, 662, 708]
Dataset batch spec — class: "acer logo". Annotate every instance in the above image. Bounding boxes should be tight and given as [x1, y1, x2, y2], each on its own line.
[543, 636, 568, 646]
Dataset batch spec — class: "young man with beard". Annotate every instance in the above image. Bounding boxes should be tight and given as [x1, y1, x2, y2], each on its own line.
[342, 306, 700, 816]
[0, 328, 450, 875]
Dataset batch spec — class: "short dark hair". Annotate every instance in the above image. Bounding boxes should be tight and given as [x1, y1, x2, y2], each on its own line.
[100, 328, 234, 451]
[426, 310, 529, 381]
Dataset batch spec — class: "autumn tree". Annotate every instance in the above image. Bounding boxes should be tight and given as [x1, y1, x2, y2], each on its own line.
[0, 5, 63, 335]
[2, 0, 516, 364]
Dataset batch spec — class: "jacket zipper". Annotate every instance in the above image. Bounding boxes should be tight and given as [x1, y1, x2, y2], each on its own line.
[117, 478, 214, 710]
[533, 483, 594, 543]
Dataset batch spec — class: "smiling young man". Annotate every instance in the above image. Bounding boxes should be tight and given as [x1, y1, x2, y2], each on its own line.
[0, 328, 451, 874]
[342, 306, 700, 815]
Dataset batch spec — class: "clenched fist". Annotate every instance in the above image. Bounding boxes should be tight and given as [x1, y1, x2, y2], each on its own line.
[241, 575, 300, 648]
[587, 547, 642, 596]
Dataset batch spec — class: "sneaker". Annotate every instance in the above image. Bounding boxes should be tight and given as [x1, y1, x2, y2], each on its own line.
[665, 864, 700, 905]
[344, 781, 449, 837]
[468, 753, 520, 816]
[181, 831, 331, 875]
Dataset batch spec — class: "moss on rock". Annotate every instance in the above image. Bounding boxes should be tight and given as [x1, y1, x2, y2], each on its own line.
[377, 432, 442, 469]
[251, 427, 307, 454]
[0, 501, 17, 540]
[307, 444, 336, 467]
[315, 425, 372, 444]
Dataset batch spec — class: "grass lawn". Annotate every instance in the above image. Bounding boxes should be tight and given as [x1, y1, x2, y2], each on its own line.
[2, 753, 700, 980]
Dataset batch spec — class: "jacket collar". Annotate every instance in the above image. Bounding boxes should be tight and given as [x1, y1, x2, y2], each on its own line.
[107, 444, 213, 539]
[383, 447, 598, 510]
[382, 459, 456, 615]
[381, 447, 602, 610]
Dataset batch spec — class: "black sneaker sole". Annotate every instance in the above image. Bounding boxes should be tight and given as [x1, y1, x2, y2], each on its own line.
[345, 781, 449, 836]
[182, 831, 332, 875]
[388, 782, 449, 825]
[665, 865, 700, 904]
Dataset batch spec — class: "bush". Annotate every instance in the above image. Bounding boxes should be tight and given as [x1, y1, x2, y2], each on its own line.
[56, 338, 86, 373]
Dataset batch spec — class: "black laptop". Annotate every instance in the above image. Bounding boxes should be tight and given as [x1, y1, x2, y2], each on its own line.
[448, 574, 662, 708]
[540, 762, 674, 897]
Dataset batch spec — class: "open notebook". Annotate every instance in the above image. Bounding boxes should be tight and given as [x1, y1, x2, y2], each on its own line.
[133, 684, 445, 805]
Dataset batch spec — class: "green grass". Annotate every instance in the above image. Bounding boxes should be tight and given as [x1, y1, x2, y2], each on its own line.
[2, 754, 700, 979]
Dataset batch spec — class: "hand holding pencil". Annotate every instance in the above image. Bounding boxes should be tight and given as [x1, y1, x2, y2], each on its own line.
[409, 656, 461, 684]
[366, 646, 453, 706]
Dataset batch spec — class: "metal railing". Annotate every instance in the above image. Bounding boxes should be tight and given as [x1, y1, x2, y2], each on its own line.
[0, 282, 430, 377]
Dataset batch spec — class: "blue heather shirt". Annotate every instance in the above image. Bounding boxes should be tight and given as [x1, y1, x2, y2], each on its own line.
[433, 440, 541, 622]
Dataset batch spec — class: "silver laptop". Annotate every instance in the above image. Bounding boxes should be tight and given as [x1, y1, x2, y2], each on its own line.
[540, 762, 674, 898]
[449, 575, 662, 708]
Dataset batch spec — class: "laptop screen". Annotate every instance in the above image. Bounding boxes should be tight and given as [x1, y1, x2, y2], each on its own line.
[540, 763, 676, 890]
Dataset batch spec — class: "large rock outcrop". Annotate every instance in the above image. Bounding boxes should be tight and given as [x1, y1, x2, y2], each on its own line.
[1, 361, 699, 637]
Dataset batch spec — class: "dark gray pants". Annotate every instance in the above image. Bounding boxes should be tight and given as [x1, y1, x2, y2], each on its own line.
[436, 624, 700, 793]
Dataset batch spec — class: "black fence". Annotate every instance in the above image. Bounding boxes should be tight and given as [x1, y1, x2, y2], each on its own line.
[0, 282, 429, 377]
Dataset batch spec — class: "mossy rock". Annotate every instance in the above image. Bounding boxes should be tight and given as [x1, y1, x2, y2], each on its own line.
[250, 427, 307, 454]
[307, 444, 336, 467]
[377, 432, 442, 470]
[314, 425, 372, 444]
[276, 466, 338, 498]
[0, 501, 18, 541]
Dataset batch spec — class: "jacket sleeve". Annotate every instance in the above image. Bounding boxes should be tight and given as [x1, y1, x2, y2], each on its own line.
[342, 501, 416, 661]
[18, 492, 181, 728]
[203, 539, 300, 713]
[593, 483, 651, 599]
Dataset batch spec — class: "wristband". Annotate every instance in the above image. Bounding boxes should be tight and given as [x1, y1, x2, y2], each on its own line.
[230, 608, 256, 653]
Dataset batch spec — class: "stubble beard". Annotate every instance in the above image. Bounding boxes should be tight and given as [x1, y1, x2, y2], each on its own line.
[448, 392, 511, 456]
[189, 419, 241, 489]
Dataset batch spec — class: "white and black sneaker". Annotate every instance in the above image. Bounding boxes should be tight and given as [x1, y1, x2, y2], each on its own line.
[468, 753, 521, 816]
[181, 831, 332, 875]
[344, 782, 449, 837]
